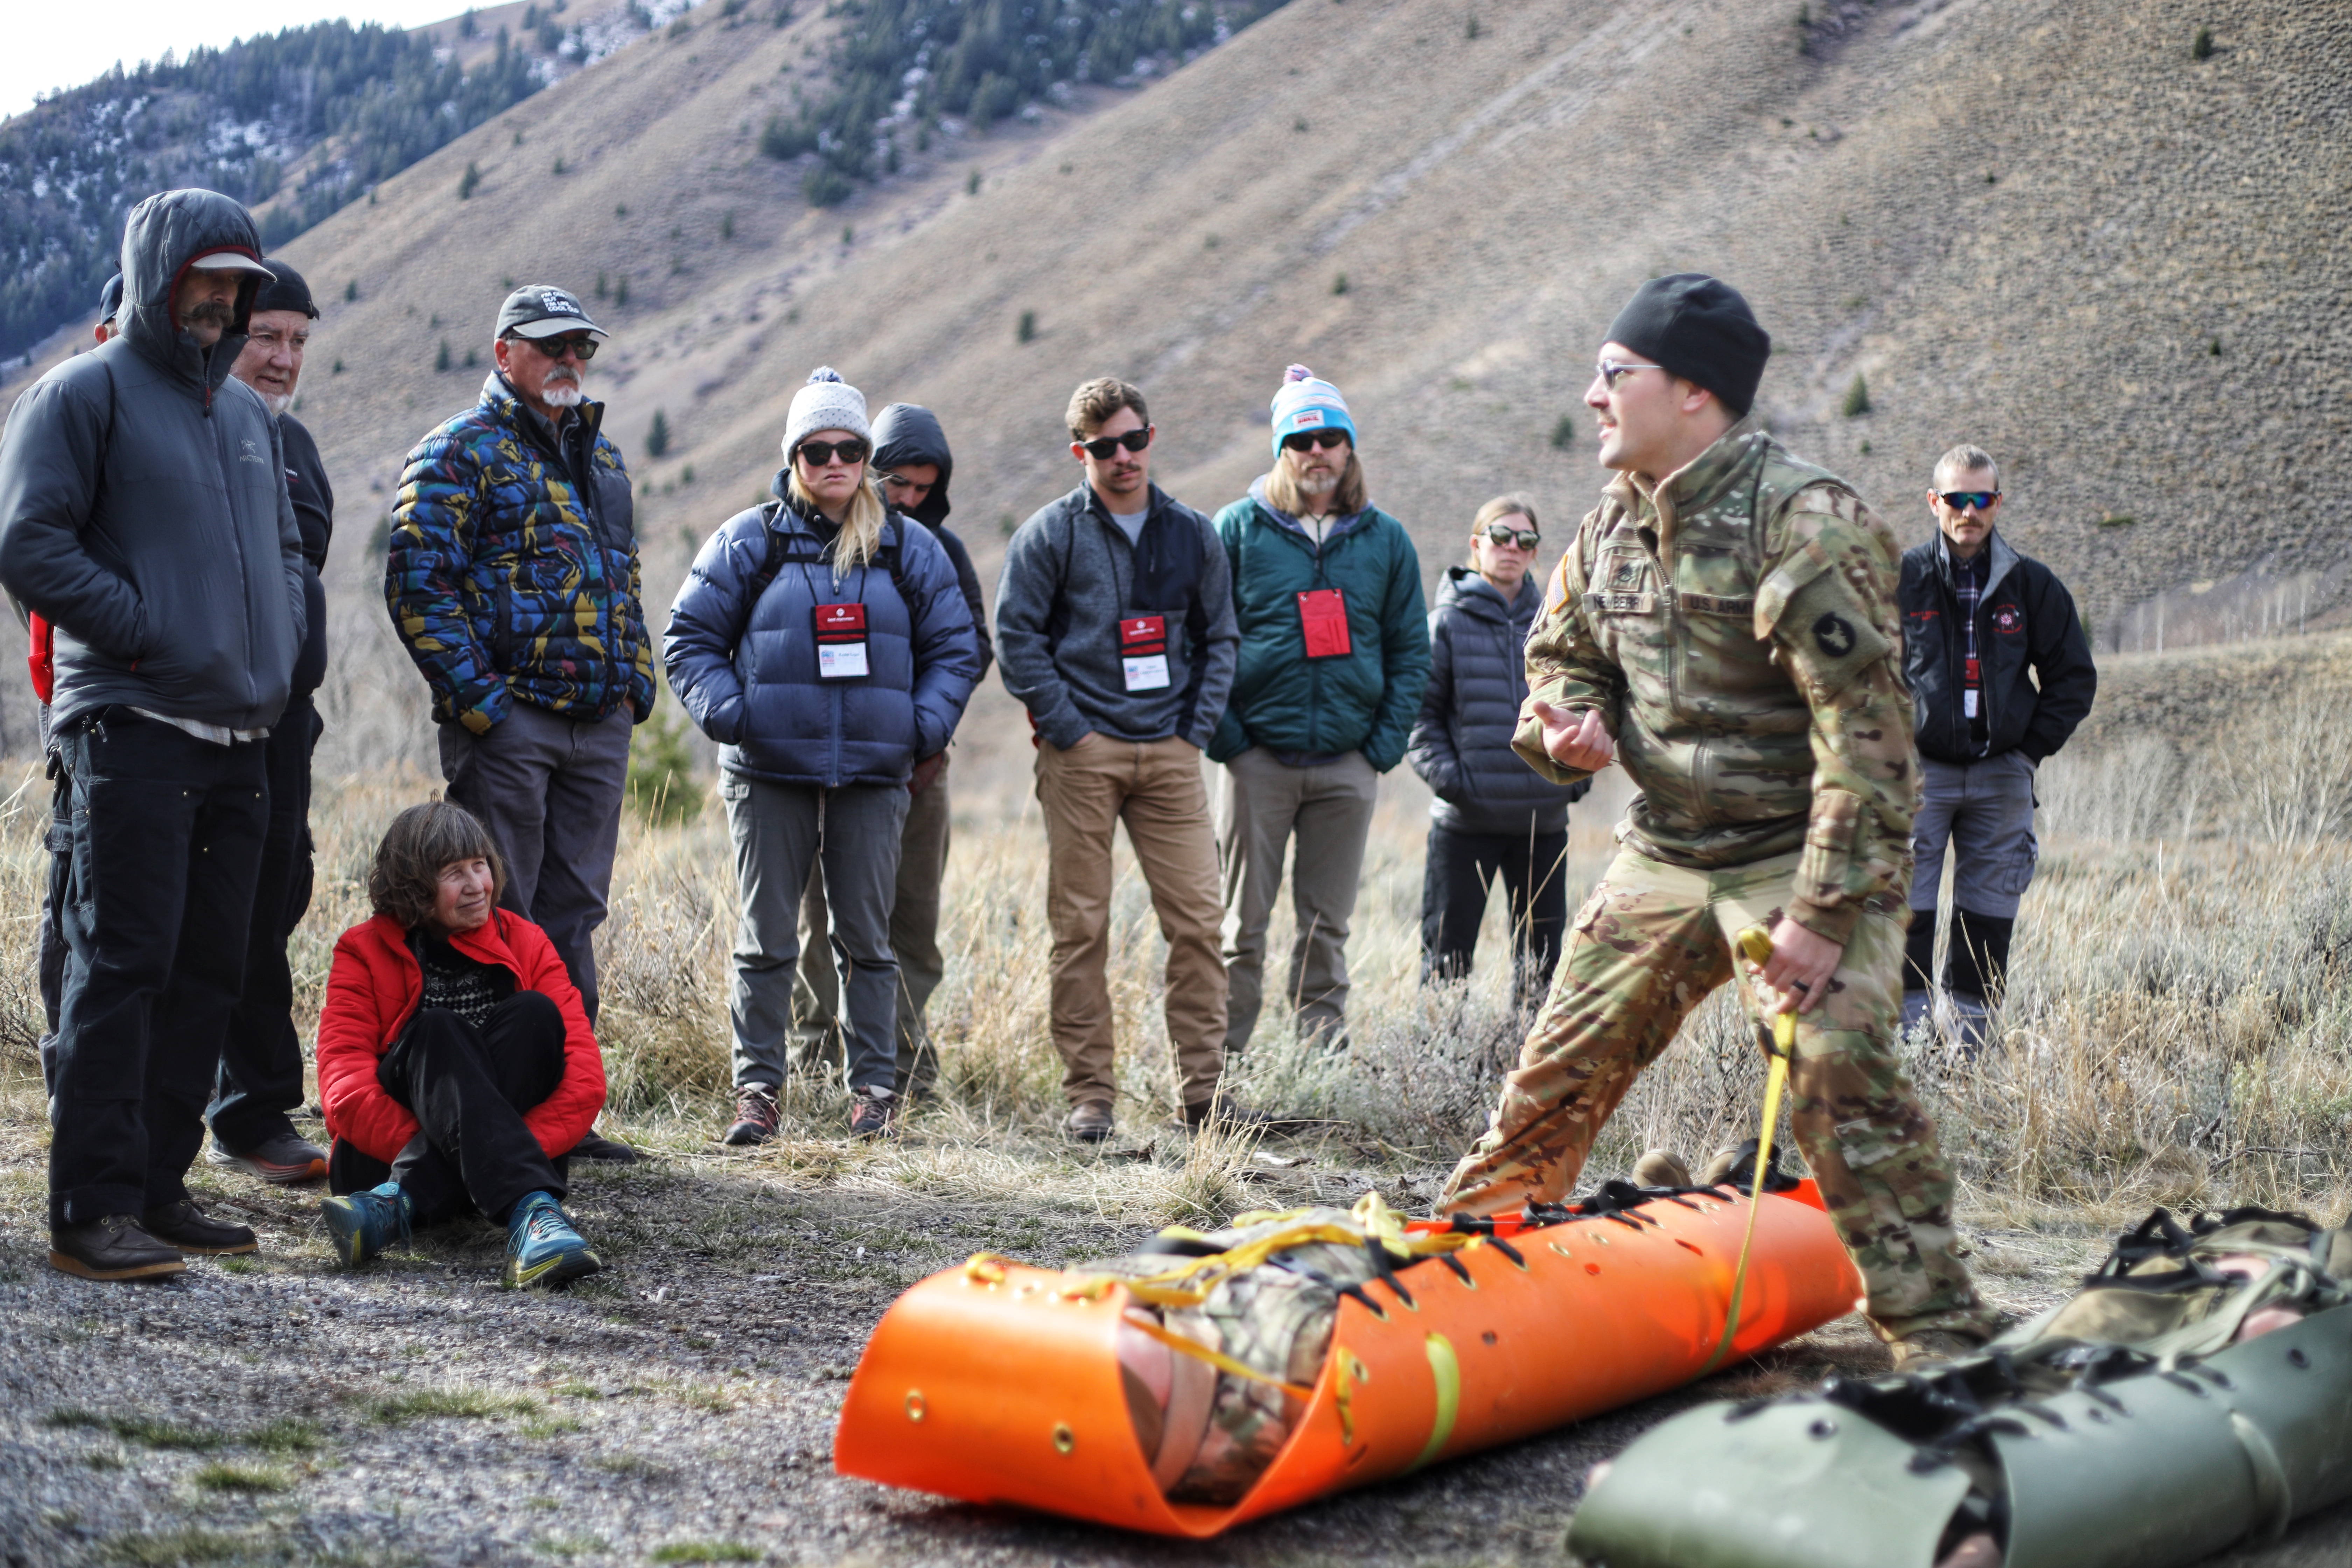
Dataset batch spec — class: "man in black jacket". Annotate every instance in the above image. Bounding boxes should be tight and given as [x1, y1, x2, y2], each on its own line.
[1897, 445, 2096, 1048]
[790, 403, 995, 1097]
[0, 189, 307, 1279]
[209, 259, 334, 1185]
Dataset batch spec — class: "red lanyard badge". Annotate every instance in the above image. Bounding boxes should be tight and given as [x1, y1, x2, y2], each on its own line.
[814, 602, 870, 681]
[1297, 588, 1351, 659]
[1119, 615, 1170, 692]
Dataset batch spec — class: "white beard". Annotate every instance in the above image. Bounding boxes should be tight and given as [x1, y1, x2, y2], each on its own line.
[261, 392, 293, 417]
[1295, 467, 1339, 499]
[540, 379, 586, 409]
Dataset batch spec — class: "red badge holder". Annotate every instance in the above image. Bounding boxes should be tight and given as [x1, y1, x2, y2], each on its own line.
[1119, 615, 1171, 692]
[1297, 589, 1351, 659]
[814, 602, 870, 681]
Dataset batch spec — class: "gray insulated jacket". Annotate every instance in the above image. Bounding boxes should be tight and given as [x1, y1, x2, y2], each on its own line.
[0, 189, 305, 733]
[994, 482, 1237, 750]
[1408, 566, 1587, 836]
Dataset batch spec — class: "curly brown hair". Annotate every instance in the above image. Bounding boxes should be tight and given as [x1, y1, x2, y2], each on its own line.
[368, 801, 506, 929]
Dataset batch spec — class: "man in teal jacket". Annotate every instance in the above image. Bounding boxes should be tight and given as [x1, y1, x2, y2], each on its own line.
[1210, 366, 1430, 1055]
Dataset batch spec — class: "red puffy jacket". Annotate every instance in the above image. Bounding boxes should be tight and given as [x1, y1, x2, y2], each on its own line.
[316, 909, 606, 1166]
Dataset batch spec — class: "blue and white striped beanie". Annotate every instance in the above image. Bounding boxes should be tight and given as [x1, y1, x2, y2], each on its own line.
[1269, 364, 1356, 457]
[782, 366, 871, 457]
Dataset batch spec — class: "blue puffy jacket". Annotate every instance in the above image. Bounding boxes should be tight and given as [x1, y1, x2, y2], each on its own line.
[663, 478, 982, 786]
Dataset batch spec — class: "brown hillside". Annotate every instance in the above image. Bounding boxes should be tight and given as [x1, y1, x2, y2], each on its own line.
[4, 0, 2346, 766]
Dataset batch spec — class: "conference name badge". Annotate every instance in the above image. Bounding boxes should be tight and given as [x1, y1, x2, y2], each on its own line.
[814, 602, 870, 680]
[1120, 614, 1171, 692]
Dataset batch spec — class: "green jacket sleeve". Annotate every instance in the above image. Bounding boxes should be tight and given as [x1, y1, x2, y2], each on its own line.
[1361, 513, 1431, 772]
[1511, 506, 1623, 785]
[1755, 484, 1916, 946]
[1206, 501, 1251, 760]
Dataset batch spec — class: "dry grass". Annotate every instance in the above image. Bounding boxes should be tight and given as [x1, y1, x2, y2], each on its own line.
[2, 700, 2347, 1239]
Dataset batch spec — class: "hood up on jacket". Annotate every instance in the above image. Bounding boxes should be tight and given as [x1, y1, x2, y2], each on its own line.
[117, 189, 265, 410]
[871, 403, 954, 528]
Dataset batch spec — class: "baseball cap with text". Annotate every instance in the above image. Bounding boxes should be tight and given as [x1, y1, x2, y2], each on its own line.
[496, 284, 609, 340]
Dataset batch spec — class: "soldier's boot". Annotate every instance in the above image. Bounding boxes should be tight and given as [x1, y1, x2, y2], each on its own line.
[1886, 1325, 1992, 1372]
[1632, 1149, 1691, 1189]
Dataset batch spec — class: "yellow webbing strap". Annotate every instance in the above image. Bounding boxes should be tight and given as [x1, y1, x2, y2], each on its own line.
[1701, 927, 1797, 1376]
[1119, 1309, 1316, 1400]
[1070, 1192, 1474, 1311]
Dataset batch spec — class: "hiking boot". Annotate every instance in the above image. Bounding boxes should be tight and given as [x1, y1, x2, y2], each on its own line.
[1064, 1101, 1115, 1143]
[848, 1086, 897, 1141]
[206, 1131, 328, 1184]
[1888, 1328, 1990, 1372]
[504, 1192, 602, 1289]
[570, 1129, 641, 1163]
[142, 1199, 258, 1256]
[722, 1084, 781, 1147]
[49, 1214, 186, 1281]
[320, 1182, 412, 1268]
[1632, 1149, 1692, 1189]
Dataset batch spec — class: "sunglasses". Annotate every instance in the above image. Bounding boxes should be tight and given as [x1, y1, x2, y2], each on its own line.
[1937, 490, 2000, 512]
[516, 334, 598, 362]
[798, 439, 869, 467]
[1078, 427, 1152, 460]
[1594, 359, 1663, 388]
[1481, 523, 1541, 550]
[1282, 429, 1351, 454]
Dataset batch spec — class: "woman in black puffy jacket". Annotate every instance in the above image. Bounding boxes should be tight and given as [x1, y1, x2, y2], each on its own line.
[1406, 496, 1587, 1010]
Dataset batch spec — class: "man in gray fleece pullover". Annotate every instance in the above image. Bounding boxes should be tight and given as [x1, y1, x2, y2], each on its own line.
[994, 377, 1239, 1141]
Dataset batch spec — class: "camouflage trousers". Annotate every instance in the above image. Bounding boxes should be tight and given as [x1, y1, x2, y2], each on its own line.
[1437, 845, 1994, 1342]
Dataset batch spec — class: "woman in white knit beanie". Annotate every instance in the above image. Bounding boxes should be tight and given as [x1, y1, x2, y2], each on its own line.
[783, 367, 886, 578]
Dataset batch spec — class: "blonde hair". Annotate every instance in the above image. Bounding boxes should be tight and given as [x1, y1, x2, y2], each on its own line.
[787, 466, 888, 579]
[1468, 494, 1539, 565]
[1933, 443, 2000, 489]
[1266, 446, 1367, 519]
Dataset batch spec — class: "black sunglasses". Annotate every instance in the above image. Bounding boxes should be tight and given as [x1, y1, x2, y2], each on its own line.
[1482, 523, 1540, 550]
[798, 439, 869, 467]
[1937, 490, 2000, 512]
[514, 333, 598, 362]
[1078, 426, 1152, 460]
[1282, 429, 1351, 453]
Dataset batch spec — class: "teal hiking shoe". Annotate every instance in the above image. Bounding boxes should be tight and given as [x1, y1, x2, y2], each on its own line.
[319, 1182, 411, 1267]
[504, 1191, 601, 1290]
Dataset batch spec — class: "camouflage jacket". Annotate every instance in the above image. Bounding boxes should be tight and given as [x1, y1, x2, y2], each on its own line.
[386, 375, 653, 732]
[1513, 420, 1915, 944]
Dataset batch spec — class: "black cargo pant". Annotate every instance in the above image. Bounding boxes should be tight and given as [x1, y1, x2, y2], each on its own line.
[327, 993, 569, 1226]
[209, 693, 322, 1150]
[1419, 826, 1570, 1010]
[48, 711, 269, 1227]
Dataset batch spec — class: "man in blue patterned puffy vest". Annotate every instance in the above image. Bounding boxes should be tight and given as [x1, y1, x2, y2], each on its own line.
[387, 284, 654, 1028]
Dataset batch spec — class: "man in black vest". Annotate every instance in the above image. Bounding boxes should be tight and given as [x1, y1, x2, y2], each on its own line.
[1897, 444, 2096, 1049]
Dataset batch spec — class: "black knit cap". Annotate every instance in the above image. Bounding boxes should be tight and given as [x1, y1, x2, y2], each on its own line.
[1603, 273, 1771, 416]
[252, 259, 320, 319]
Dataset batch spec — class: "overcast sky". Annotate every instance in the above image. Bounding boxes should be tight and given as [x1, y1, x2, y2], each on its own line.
[8, 2, 461, 123]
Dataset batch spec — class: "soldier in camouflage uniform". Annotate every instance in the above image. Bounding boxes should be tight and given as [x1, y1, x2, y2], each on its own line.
[1436, 275, 1997, 1362]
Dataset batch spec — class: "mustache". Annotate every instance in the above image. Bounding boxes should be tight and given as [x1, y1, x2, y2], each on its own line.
[185, 299, 235, 324]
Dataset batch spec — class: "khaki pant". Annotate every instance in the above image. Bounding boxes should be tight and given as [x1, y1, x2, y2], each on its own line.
[790, 762, 952, 1095]
[1438, 844, 1993, 1341]
[1035, 734, 1227, 1109]
[1217, 747, 1378, 1055]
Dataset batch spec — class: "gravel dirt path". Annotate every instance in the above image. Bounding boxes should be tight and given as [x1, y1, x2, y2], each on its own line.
[6, 1096, 2349, 1568]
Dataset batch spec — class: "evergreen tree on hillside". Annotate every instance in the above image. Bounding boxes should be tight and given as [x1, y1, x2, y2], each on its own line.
[0, 21, 547, 359]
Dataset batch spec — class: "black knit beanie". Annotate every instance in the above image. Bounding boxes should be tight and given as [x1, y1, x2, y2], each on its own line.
[251, 259, 320, 320]
[1603, 273, 1770, 416]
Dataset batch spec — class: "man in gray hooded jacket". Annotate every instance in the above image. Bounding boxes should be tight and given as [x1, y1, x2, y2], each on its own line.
[0, 188, 307, 1281]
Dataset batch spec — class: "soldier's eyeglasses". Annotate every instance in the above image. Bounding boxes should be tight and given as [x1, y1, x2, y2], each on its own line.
[516, 334, 598, 362]
[1281, 429, 1351, 453]
[1937, 490, 2000, 512]
[1482, 524, 1541, 550]
[797, 439, 869, 467]
[1078, 427, 1153, 460]
[1595, 359, 1664, 388]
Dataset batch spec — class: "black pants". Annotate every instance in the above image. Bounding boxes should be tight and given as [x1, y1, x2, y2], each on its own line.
[327, 993, 569, 1226]
[209, 694, 321, 1150]
[36, 744, 70, 1091]
[49, 711, 270, 1227]
[1419, 826, 1570, 1009]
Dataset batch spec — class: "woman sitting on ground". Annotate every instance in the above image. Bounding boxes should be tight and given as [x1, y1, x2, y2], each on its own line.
[314, 801, 609, 1288]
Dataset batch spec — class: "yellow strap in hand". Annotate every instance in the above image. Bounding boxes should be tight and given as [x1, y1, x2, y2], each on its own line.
[1701, 928, 1798, 1374]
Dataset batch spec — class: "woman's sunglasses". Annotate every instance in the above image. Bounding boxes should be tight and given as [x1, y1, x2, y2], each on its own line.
[798, 439, 869, 467]
[1281, 429, 1351, 453]
[1937, 490, 2000, 512]
[1078, 427, 1153, 460]
[1482, 523, 1540, 550]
